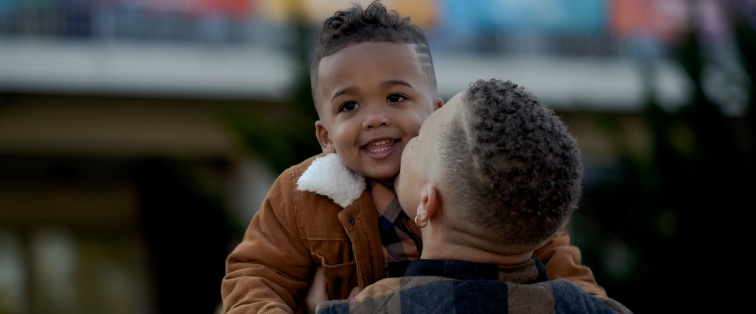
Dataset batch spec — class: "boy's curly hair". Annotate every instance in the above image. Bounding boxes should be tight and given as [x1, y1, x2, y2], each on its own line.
[309, 0, 436, 102]
[440, 79, 583, 254]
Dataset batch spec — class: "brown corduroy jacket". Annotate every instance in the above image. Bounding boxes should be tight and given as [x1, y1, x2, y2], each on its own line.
[221, 153, 606, 314]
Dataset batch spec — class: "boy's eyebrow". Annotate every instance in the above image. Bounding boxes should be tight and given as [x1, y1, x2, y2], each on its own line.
[331, 87, 356, 102]
[331, 80, 414, 102]
[382, 80, 413, 90]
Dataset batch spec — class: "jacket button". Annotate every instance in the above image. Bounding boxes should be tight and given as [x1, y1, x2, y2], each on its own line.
[349, 217, 355, 225]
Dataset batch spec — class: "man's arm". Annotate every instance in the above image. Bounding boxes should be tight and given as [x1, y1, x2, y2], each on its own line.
[305, 267, 328, 314]
[305, 267, 363, 314]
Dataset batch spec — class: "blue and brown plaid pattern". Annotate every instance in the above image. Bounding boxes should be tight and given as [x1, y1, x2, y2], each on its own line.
[317, 259, 631, 314]
[369, 180, 422, 277]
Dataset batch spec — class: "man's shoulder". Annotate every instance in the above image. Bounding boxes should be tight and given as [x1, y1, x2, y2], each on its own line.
[547, 280, 632, 313]
[317, 276, 509, 314]
[316, 278, 404, 314]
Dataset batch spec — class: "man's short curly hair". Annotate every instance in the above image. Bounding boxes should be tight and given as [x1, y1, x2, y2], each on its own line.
[309, 0, 436, 104]
[439, 79, 583, 254]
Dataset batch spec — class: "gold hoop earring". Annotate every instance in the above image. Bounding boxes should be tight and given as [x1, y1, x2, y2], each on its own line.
[414, 214, 428, 228]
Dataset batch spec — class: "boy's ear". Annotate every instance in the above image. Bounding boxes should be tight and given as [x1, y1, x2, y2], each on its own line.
[314, 120, 333, 153]
[433, 98, 444, 111]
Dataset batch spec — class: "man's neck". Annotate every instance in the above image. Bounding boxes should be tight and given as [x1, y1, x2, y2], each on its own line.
[421, 240, 532, 265]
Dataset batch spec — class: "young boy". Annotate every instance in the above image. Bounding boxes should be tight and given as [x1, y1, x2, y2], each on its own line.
[221, 2, 605, 313]
[317, 78, 631, 313]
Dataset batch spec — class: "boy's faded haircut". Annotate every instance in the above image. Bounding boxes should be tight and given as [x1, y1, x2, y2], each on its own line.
[309, 0, 437, 106]
[440, 79, 583, 254]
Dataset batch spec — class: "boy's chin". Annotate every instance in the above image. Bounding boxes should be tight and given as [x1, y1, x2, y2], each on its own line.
[366, 170, 399, 186]
[371, 176, 397, 187]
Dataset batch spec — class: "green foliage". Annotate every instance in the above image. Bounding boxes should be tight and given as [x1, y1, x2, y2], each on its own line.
[223, 110, 317, 174]
[224, 15, 321, 174]
[574, 8, 754, 313]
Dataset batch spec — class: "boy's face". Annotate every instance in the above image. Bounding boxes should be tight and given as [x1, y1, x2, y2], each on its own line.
[395, 91, 463, 219]
[315, 42, 442, 183]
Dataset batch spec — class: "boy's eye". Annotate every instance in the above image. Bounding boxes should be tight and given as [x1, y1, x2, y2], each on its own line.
[339, 101, 359, 112]
[387, 94, 407, 103]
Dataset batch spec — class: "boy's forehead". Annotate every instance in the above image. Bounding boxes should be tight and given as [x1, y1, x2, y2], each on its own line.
[320, 42, 418, 69]
[315, 41, 426, 99]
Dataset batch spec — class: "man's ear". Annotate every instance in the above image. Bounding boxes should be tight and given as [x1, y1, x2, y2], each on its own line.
[315, 120, 333, 153]
[418, 185, 440, 225]
[433, 98, 444, 111]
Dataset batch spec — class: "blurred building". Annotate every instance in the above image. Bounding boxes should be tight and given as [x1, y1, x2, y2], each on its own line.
[0, 0, 746, 313]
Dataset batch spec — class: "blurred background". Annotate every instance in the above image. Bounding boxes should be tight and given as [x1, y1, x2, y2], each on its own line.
[0, 0, 752, 313]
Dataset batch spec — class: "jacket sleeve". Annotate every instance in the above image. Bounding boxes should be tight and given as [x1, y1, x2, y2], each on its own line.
[221, 168, 314, 314]
[533, 220, 608, 298]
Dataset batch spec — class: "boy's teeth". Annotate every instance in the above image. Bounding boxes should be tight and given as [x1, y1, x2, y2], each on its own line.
[367, 140, 393, 147]
[365, 139, 394, 152]
[367, 146, 390, 152]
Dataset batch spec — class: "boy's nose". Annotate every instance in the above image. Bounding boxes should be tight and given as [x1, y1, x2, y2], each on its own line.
[362, 113, 390, 129]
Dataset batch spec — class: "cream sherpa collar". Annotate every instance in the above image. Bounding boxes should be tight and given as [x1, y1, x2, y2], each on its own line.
[296, 153, 366, 208]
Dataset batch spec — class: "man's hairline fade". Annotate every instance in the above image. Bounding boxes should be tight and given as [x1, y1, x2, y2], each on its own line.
[436, 79, 583, 255]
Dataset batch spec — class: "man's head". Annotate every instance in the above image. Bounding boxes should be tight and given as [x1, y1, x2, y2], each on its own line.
[312, 1, 442, 183]
[396, 79, 583, 255]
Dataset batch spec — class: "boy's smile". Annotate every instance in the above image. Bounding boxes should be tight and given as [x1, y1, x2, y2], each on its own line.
[315, 42, 442, 183]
